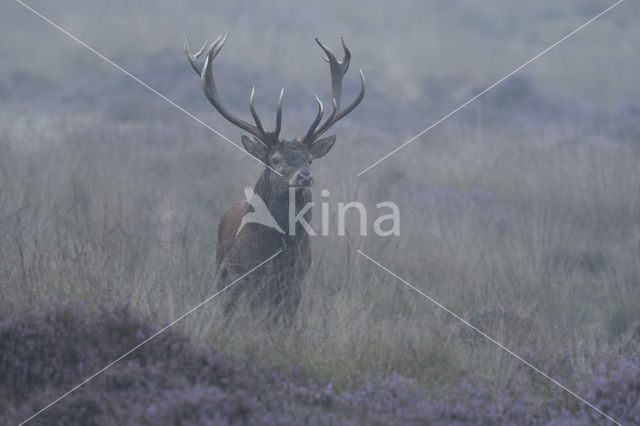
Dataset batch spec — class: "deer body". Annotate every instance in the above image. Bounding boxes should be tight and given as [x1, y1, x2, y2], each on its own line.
[216, 169, 312, 321]
[185, 34, 364, 322]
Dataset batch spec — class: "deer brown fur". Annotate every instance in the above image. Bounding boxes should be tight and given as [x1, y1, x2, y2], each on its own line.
[216, 167, 312, 322]
[185, 33, 365, 323]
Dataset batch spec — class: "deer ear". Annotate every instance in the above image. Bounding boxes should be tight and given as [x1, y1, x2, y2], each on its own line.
[241, 135, 269, 161]
[310, 135, 336, 159]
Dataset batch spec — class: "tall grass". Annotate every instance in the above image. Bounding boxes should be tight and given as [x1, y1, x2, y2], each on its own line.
[2, 87, 638, 405]
[2, 1, 640, 420]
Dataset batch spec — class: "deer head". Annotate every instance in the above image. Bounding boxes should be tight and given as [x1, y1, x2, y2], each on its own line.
[185, 34, 365, 195]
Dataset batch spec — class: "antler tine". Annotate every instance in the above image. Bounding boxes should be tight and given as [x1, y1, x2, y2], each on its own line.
[308, 38, 364, 141]
[326, 71, 364, 124]
[340, 37, 351, 64]
[310, 97, 338, 141]
[195, 33, 270, 140]
[315, 37, 351, 109]
[201, 33, 228, 96]
[302, 95, 324, 144]
[249, 87, 266, 136]
[185, 34, 226, 76]
[274, 88, 284, 139]
[185, 37, 210, 74]
[194, 39, 211, 58]
[249, 87, 286, 144]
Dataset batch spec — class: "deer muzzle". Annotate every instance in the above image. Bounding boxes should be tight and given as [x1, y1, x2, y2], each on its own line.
[290, 168, 313, 187]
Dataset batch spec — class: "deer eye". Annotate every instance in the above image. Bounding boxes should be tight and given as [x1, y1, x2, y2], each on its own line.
[272, 157, 280, 165]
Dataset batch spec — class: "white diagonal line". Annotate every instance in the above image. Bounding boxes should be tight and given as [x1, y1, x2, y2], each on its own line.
[357, 249, 622, 426]
[14, 0, 282, 176]
[356, 0, 625, 176]
[18, 249, 282, 425]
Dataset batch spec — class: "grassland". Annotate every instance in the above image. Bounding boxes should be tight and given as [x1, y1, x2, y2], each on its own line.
[1, 0, 640, 424]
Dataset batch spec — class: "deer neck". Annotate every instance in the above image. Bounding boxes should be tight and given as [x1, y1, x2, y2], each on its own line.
[254, 169, 312, 237]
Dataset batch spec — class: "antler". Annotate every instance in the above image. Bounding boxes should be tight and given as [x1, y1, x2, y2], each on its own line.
[185, 33, 283, 146]
[301, 37, 365, 145]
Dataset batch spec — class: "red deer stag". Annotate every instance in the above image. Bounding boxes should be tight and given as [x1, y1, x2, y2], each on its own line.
[185, 34, 365, 324]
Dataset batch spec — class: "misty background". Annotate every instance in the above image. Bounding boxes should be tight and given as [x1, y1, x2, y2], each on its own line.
[2, 1, 640, 424]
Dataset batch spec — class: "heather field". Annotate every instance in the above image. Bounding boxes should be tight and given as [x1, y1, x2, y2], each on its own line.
[1, 1, 640, 425]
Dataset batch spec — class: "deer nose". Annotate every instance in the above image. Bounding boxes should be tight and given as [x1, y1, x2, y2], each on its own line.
[297, 169, 313, 187]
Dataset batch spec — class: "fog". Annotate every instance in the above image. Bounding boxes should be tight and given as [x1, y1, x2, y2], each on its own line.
[2, 1, 639, 424]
